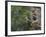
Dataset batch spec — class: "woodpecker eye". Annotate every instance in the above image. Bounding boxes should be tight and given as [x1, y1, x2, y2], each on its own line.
[33, 16, 36, 20]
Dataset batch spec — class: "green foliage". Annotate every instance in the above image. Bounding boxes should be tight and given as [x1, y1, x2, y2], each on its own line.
[11, 6, 32, 31]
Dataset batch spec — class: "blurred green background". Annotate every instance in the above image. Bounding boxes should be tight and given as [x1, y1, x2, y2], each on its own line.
[11, 6, 32, 31]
